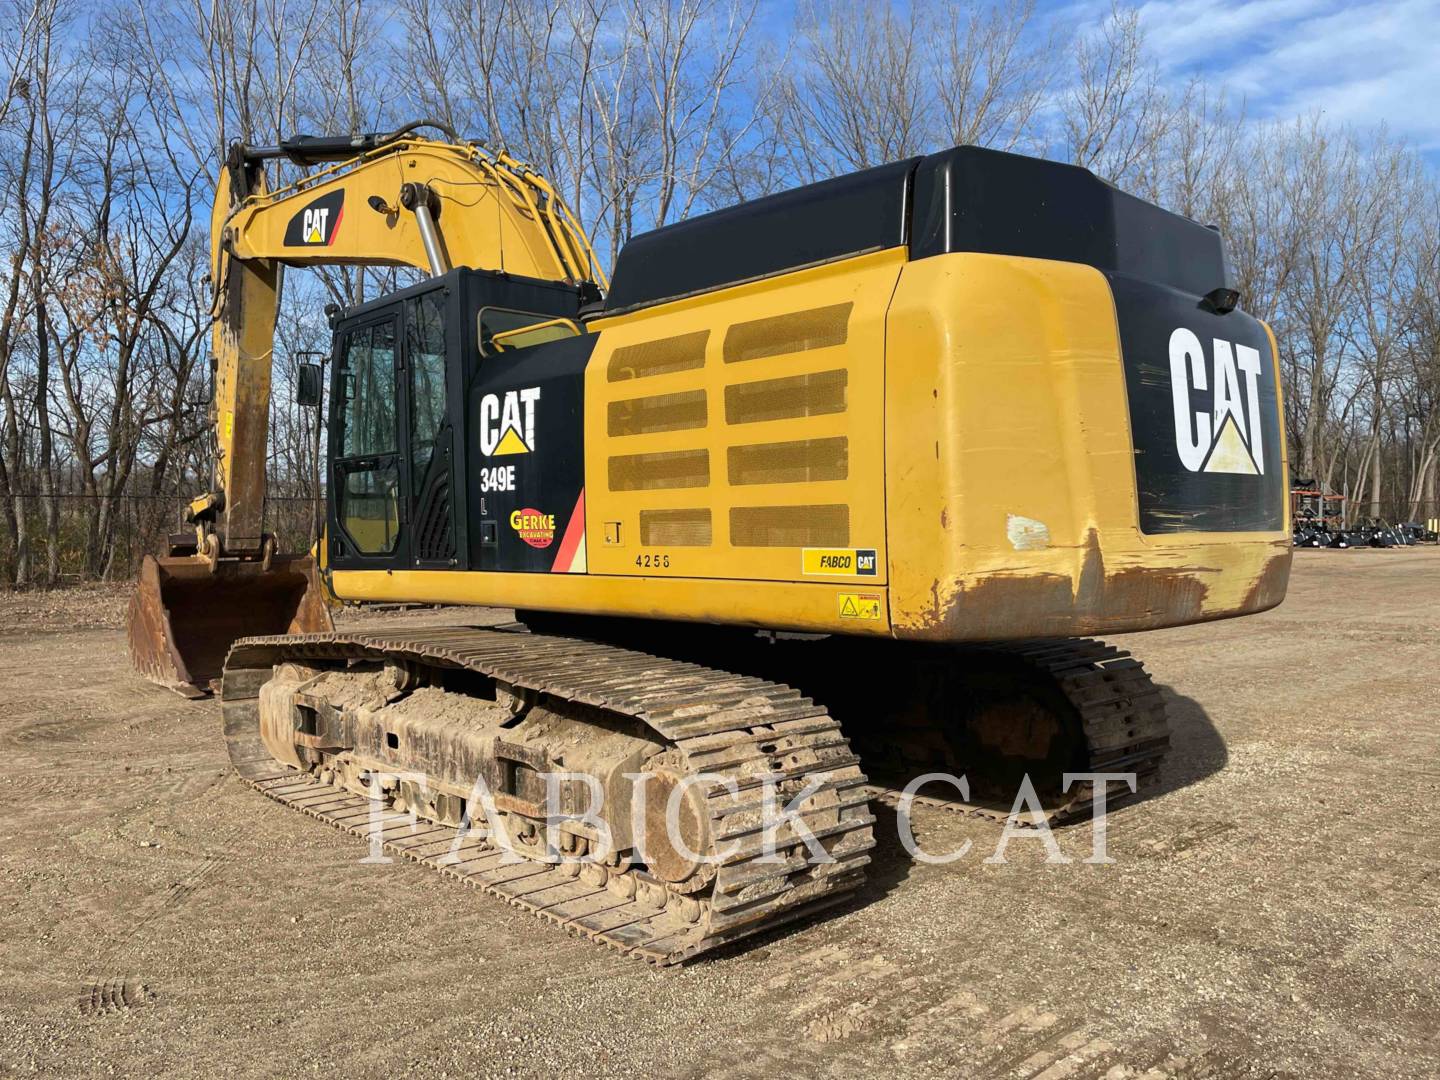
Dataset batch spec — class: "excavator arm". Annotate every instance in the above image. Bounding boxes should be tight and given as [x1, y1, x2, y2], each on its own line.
[129, 124, 602, 695]
[207, 125, 602, 556]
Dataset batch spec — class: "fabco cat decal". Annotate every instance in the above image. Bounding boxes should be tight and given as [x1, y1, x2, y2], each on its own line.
[283, 190, 344, 246]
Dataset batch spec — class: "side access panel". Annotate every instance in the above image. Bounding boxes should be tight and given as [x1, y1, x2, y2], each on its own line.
[582, 247, 904, 588]
[466, 334, 596, 574]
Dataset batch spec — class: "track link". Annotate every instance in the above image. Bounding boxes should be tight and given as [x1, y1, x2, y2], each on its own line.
[859, 638, 1171, 826]
[220, 626, 875, 964]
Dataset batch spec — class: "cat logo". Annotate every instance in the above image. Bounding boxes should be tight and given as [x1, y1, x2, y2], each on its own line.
[303, 208, 331, 243]
[283, 191, 344, 247]
[1169, 328, 1266, 476]
[480, 386, 541, 456]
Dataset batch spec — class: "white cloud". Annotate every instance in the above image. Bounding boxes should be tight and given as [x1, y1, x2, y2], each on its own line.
[1055, 0, 1440, 150]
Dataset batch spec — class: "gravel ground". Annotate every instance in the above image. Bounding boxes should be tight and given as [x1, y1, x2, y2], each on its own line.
[0, 549, 1436, 1078]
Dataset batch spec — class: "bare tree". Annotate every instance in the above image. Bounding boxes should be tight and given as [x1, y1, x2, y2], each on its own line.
[777, 0, 930, 178]
[1346, 136, 1421, 516]
[1061, 3, 1175, 194]
[630, 0, 758, 226]
[933, 0, 1051, 153]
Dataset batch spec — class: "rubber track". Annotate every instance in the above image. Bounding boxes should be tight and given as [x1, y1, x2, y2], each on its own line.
[220, 627, 875, 965]
[862, 638, 1171, 827]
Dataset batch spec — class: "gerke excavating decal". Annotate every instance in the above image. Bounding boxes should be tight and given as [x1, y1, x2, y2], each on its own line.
[283, 190, 344, 246]
[510, 507, 556, 548]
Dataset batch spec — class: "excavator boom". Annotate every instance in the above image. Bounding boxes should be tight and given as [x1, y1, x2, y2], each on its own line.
[128, 125, 602, 694]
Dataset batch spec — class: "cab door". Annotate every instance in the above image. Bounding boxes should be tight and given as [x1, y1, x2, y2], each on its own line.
[329, 312, 407, 568]
[402, 288, 460, 566]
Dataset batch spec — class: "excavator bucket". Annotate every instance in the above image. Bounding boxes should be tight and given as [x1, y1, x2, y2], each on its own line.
[128, 553, 334, 698]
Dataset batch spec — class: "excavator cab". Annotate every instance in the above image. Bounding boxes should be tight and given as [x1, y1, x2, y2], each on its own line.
[322, 269, 588, 576]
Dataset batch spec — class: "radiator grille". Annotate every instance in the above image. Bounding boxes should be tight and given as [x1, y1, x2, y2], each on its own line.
[725, 369, 847, 424]
[608, 389, 707, 437]
[728, 437, 848, 486]
[639, 508, 713, 546]
[608, 330, 709, 381]
[723, 303, 852, 364]
[730, 504, 849, 547]
[609, 449, 710, 491]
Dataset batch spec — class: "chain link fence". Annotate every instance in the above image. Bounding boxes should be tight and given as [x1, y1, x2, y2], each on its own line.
[0, 493, 324, 585]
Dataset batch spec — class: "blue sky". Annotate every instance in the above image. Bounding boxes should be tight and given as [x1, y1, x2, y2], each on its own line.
[1049, 0, 1440, 157]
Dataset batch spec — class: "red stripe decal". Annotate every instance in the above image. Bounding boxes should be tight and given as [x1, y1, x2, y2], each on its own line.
[328, 205, 344, 244]
[550, 488, 586, 572]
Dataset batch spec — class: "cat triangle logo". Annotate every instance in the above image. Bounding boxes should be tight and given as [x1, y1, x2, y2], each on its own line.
[1169, 328, 1266, 476]
[493, 426, 530, 455]
[479, 387, 541, 456]
[1203, 414, 1259, 475]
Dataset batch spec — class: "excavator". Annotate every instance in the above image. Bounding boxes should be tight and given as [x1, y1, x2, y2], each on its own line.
[127, 121, 1291, 963]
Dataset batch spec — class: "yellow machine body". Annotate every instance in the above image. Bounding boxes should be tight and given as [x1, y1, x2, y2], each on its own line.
[327, 244, 1289, 637]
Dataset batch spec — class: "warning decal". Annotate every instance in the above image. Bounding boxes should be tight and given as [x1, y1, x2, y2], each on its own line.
[838, 592, 882, 621]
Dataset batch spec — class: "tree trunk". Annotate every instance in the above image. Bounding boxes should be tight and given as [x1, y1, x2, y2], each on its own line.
[34, 286, 58, 584]
[0, 450, 18, 583]
[1369, 429, 1382, 519]
[1, 391, 28, 585]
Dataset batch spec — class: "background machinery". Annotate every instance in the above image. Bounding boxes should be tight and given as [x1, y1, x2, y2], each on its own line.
[129, 124, 1292, 963]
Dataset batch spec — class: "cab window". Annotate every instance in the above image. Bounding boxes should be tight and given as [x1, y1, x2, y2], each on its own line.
[340, 322, 397, 458]
[336, 319, 400, 555]
[406, 292, 447, 478]
[479, 307, 578, 355]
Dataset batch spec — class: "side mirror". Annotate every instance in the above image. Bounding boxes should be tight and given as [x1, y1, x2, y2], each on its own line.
[296, 362, 324, 408]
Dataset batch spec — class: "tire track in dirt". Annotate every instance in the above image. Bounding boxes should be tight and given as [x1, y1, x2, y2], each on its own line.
[707, 939, 1283, 1079]
[71, 832, 239, 1017]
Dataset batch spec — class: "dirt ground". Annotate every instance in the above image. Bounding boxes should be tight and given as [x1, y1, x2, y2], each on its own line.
[1, 550, 1437, 1079]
